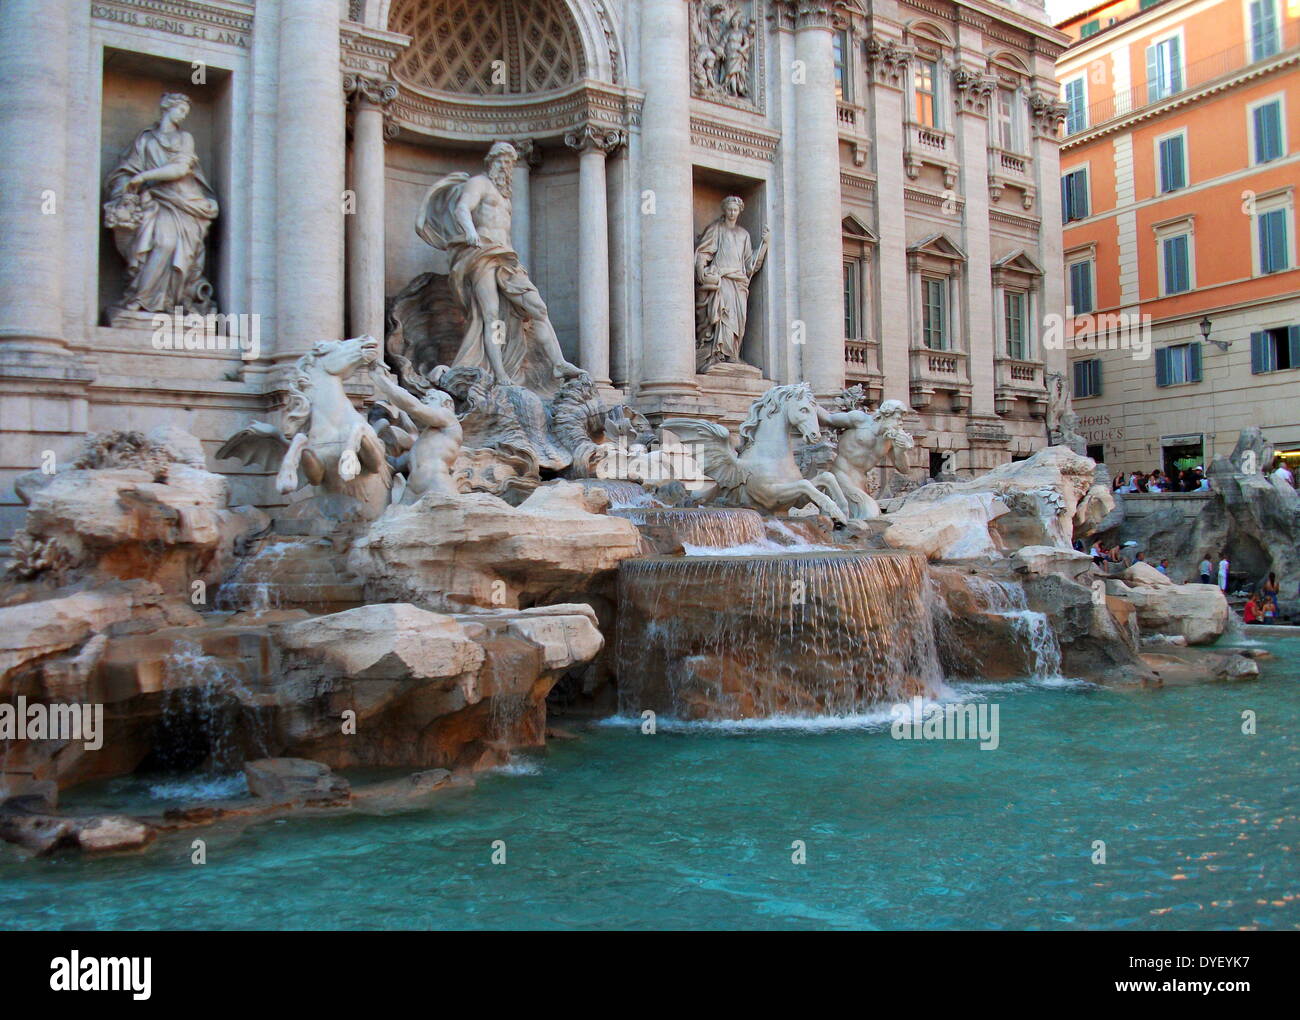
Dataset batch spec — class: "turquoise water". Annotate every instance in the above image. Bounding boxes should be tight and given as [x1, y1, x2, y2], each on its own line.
[2, 638, 1296, 931]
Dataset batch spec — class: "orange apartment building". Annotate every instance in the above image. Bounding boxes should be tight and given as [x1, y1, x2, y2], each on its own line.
[1055, 0, 1300, 479]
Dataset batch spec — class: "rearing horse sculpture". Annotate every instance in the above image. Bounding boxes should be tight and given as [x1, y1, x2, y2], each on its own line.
[217, 335, 392, 518]
[664, 383, 849, 523]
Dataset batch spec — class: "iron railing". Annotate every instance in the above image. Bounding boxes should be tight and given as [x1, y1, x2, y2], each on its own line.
[1067, 19, 1299, 135]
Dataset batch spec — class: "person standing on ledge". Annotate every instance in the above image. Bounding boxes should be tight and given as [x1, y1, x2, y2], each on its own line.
[1218, 555, 1231, 593]
[1199, 555, 1213, 584]
[416, 141, 582, 394]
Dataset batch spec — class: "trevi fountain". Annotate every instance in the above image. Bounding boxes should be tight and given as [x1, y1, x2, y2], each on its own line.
[0, 0, 1294, 935]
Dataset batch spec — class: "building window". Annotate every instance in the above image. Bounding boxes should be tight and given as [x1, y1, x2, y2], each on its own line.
[1080, 20, 1101, 38]
[1061, 166, 1090, 222]
[995, 88, 1019, 151]
[922, 277, 948, 350]
[1068, 258, 1095, 314]
[1251, 99, 1285, 164]
[1249, 0, 1280, 61]
[1158, 132, 1187, 192]
[1073, 358, 1102, 398]
[1257, 206, 1291, 274]
[843, 260, 860, 339]
[1250, 325, 1300, 373]
[1155, 342, 1202, 386]
[1066, 258, 1097, 314]
[1146, 35, 1183, 103]
[1064, 77, 1087, 134]
[1004, 291, 1028, 359]
[833, 30, 851, 102]
[1161, 233, 1193, 294]
[914, 60, 939, 128]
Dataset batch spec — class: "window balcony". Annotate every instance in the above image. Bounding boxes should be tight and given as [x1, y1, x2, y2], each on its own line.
[844, 338, 884, 403]
[989, 147, 1031, 178]
[909, 347, 971, 409]
[904, 123, 957, 186]
[994, 356, 1048, 416]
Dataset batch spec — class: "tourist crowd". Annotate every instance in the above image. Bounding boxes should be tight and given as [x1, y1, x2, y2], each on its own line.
[1111, 459, 1295, 493]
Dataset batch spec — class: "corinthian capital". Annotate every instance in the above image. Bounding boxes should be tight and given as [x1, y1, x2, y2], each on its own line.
[564, 124, 627, 155]
[772, 0, 841, 30]
[343, 74, 399, 139]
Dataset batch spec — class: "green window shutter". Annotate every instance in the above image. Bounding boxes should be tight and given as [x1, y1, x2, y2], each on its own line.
[1091, 358, 1102, 396]
[1076, 170, 1090, 217]
[1255, 102, 1281, 162]
[1159, 137, 1185, 191]
[1060, 175, 1071, 222]
[1259, 210, 1287, 273]
[1169, 37, 1182, 91]
[1170, 135, 1185, 188]
[1155, 347, 1170, 386]
[1288, 325, 1300, 367]
[1250, 331, 1267, 374]
[1188, 340, 1202, 382]
[1146, 44, 1159, 103]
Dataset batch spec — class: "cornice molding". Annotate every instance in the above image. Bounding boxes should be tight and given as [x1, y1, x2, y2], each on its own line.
[690, 115, 781, 161]
[90, 0, 253, 48]
[390, 80, 644, 144]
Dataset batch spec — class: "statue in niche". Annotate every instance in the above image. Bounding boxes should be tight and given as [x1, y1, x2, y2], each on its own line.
[415, 141, 582, 396]
[816, 396, 915, 520]
[694, 195, 770, 373]
[103, 93, 219, 324]
[691, 1, 756, 99]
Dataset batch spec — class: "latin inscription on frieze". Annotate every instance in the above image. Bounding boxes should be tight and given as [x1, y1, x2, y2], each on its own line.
[91, 2, 250, 49]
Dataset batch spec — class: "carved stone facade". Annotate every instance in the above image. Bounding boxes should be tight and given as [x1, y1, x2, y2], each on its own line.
[0, 0, 1070, 539]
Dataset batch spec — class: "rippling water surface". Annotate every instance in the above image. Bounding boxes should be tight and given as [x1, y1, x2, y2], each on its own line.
[2, 638, 1296, 930]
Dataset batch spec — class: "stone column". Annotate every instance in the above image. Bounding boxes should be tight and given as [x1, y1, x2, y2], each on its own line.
[344, 75, 395, 344]
[791, 2, 845, 396]
[954, 69, 996, 419]
[866, 36, 912, 404]
[566, 125, 624, 388]
[0, 0, 68, 359]
[1032, 90, 1068, 379]
[637, 0, 698, 400]
[275, 0, 345, 361]
[511, 140, 536, 269]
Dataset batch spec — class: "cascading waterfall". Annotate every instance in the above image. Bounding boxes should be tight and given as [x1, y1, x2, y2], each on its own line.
[964, 577, 1063, 681]
[150, 640, 270, 774]
[213, 540, 294, 612]
[611, 507, 766, 549]
[615, 550, 942, 719]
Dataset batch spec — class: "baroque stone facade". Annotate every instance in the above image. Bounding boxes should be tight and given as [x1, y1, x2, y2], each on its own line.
[0, 0, 1069, 538]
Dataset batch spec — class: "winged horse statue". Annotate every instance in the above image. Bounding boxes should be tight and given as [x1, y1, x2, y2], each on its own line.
[217, 335, 392, 518]
[664, 382, 849, 524]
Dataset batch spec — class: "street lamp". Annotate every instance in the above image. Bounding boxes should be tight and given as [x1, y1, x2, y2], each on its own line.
[1200, 315, 1232, 351]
